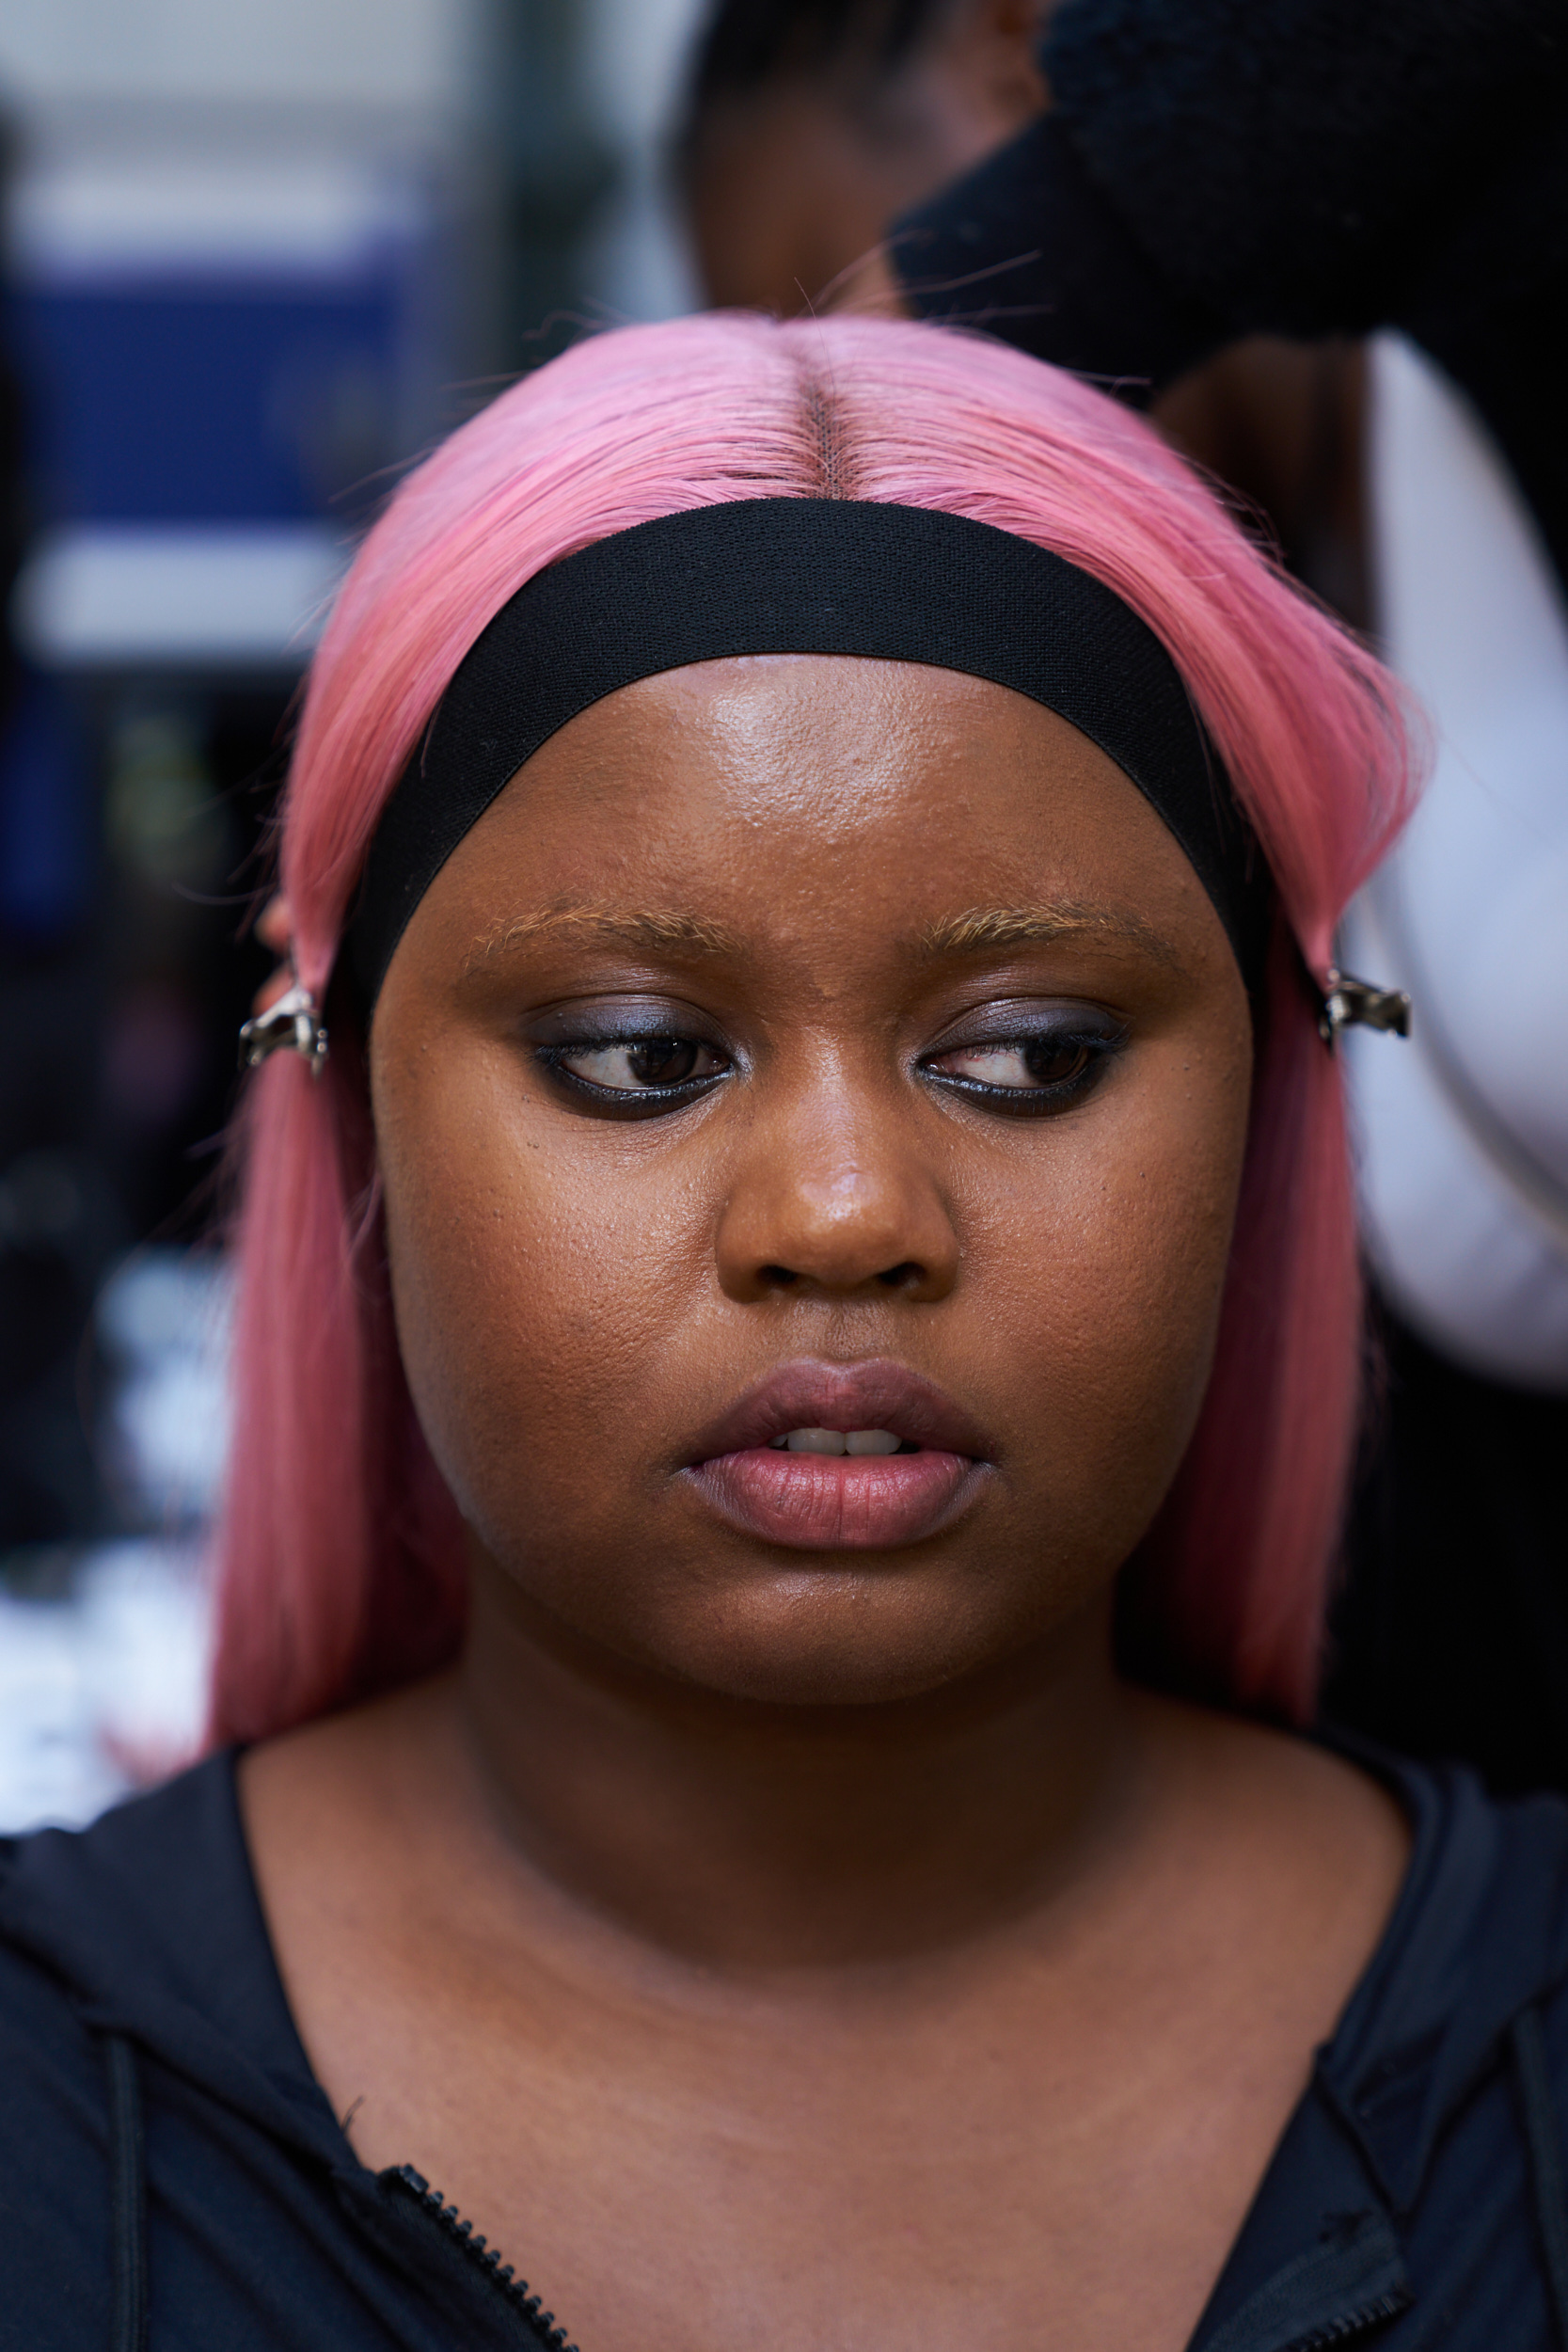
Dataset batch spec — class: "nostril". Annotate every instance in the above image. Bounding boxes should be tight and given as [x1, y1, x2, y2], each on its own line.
[759, 1265, 800, 1287]
[876, 1262, 924, 1290]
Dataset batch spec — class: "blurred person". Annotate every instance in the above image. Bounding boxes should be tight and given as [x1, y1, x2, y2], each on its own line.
[14, 308, 1568, 2351]
[872, 0, 1564, 575]
[678, 0, 1568, 1799]
[682, 0, 1049, 323]
[679, 0, 1365, 612]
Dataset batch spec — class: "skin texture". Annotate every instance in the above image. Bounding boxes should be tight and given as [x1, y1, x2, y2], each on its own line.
[244, 657, 1407, 2352]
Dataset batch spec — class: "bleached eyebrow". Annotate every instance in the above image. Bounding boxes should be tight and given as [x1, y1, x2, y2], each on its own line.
[916, 904, 1180, 968]
[466, 899, 1180, 975]
[465, 903, 740, 972]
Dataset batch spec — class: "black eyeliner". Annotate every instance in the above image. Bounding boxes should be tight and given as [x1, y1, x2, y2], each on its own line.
[919, 1021, 1128, 1119]
[532, 1043, 730, 1118]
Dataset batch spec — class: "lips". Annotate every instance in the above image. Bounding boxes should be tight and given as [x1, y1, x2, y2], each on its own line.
[681, 1359, 992, 1552]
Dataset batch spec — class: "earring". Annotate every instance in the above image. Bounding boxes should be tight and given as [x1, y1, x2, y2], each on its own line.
[1317, 967, 1412, 1049]
[238, 981, 329, 1075]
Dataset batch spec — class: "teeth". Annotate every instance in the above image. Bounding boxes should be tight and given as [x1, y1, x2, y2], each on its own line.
[772, 1428, 903, 1455]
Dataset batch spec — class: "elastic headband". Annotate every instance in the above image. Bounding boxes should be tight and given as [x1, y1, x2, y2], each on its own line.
[342, 498, 1275, 1009]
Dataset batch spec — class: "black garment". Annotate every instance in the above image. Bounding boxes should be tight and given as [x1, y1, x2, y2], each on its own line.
[6, 1751, 1568, 2348]
[893, 0, 1568, 591]
[1327, 1310, 1568, 1800]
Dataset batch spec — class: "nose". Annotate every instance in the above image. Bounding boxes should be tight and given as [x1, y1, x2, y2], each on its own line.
[714, 1066, 959, 1306]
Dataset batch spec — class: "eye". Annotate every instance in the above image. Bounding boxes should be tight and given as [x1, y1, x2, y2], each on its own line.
[537, 1033, 730, 1114]
[922, 1019, 1125, 1117]
[559, 1038, 725, 1091]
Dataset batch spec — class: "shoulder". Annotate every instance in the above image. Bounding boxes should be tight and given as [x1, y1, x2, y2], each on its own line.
[0, 1752, 271, 2084]
[1145, 1699, 1414, 1905]
[1305, 1744, 1568, 2142]
[0, 1843, 117, 2349]
[0, 1755, 245, 2074]
[0, 1832, 105, 2071]
[0, 1753, 249, 1963]
[0, 1756, 324, 2345]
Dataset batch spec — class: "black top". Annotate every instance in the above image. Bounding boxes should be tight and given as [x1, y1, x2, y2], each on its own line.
[894, 0, 1568, 591]
[4, 1745, 1568, 2348]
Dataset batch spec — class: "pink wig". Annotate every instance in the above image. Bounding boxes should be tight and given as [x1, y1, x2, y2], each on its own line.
[212, 313, 1413, 1744]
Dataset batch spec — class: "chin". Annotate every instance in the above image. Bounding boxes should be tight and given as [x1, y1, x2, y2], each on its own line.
[643, 1570, 1034, 1711]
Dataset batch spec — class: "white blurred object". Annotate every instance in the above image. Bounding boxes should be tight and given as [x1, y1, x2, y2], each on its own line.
[0, 1543, 212, 1836]
[9, 157, 424, 278]
[0, 1249, 229, 1834]
[14, 524, 348, 672]
[1341, 333, 1568, 1389]
[578, 0, 704, 324]
[98, 1249, 233, 1529]
[0, 0, 483, 119]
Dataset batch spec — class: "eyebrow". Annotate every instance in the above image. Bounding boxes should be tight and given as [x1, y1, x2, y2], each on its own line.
[916, 904, 1182, 969]
[465, 903, 741, 972]
[465, 898, 1181, 976]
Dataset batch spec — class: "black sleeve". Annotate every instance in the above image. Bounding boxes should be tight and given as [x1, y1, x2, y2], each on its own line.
[893, 0, 1568, 389]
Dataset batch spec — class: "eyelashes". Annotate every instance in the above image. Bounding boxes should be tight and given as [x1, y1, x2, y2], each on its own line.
[533, 1015, 1127, 1121]
[550, 1038, 725, 1091]
[921, 1027, 1126, 1118]
[535, 1035, 729, 1118]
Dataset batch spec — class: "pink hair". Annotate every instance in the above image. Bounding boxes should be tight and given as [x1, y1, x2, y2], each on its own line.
[212, 313, 1413, 1744]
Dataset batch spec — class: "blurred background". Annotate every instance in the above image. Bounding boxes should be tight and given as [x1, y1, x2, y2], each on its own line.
[0, 0, 709, 1829]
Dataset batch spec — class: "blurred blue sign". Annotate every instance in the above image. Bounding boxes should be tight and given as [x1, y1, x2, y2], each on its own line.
[16, 276, 404, 524]
[6, 159, 454, 669]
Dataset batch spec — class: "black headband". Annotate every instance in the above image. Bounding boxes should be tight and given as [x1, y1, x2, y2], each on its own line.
[344, 499, 1273, 1008]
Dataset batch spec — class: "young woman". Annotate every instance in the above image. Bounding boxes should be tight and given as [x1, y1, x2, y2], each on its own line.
[3, 313, 1566, 2352]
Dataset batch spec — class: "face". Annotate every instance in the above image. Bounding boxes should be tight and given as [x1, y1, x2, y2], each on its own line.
[689, 4, 1050, 313]
[371, 658, 1252, 1708]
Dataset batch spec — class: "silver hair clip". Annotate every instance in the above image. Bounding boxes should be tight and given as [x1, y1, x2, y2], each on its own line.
[238, 982, 329, 1076]
[1318, 967, 1412, 1049]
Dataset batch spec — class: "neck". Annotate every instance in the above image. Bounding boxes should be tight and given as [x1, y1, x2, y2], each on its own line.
[452, 1560, 1152, 1972]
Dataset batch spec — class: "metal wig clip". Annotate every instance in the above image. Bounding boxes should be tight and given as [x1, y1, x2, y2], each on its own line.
[1317, 967, 1412, 1049]
[238, 981, 329, 1076]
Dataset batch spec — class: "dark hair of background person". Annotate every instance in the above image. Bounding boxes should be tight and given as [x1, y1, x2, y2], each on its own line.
[686, 0, 946, 108]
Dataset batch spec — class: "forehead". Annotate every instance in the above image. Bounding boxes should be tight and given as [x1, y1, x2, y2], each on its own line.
[414, 653, 1225, 966]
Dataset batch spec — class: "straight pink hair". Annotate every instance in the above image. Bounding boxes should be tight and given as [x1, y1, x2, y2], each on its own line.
[212, 313, 1413, 1745]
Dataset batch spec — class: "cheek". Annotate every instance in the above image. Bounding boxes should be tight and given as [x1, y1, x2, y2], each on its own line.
[967, 1055, 1248, 1537]
[378, 1056, 698, 1536]
[377, 1025, 1250, 1622]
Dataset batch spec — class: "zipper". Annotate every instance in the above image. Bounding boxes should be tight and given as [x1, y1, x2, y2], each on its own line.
[1288, 2287, 1412, 2349]
[388, 2164, 580, 2351]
